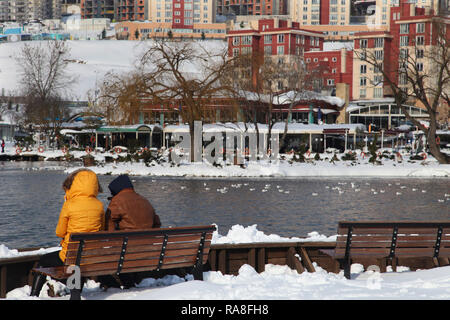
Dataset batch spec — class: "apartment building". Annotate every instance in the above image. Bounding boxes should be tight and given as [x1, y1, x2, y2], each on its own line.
[352, 0, 445, 101]
[216, 0, 288, 17]
[81, 0, 215, 25]
[304, 46, 353, 97]
[0, 0, 62, 22]
[227, 18, 324, 93]
[372, 0, 447, 28]
[148, 0, 216, 27]
[289, 0, 351, 26]
[349, 0, 450, 128]
[227, 18, 324, 57]
[80, 0, 116, 21]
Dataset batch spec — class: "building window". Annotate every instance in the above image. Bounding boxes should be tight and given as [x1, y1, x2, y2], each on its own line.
[415, 35, 424, 46]
[416, 23, 425, 33]
[400, 23, 409, 34]
[374, 75, 383, 85]
[278, 34, 285, 43]
[360, 64, 367, 74]
[374, 87, 383, 98]
[232, 36, 240, 46]
[416, 62, 424, 72]
[416, 49, 424, 59]
[264, 46, 272, 55]
[360, 77, 367, 86]
[277, 46, 284, 55]
[400, 36, 409, 47]
[374, 38, 384, 48]
[399, 72, 408, 85]
[359, 88, 366, 98]
[327, 79, 335, 86]
[375, 50, 383, 60]
[360, 39, 368, 48]
[264, 34, 272, 44]
[242, 35, 252, 45]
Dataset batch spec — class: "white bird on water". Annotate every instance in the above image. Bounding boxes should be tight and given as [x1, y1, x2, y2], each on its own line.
[396, 192, 402, 195]
[312, 193, 318, 196]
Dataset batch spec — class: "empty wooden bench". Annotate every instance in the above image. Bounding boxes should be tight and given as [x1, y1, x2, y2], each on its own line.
[32, 225, 216, 299]
[321, 221, 450, 279]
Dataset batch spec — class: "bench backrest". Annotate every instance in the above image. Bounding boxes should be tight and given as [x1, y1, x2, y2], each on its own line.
[335, 221, 450, 259]
[64, 225, 216, 277]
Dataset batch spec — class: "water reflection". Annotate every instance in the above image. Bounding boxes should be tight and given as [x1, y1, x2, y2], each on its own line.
[0, 162, 449, 249]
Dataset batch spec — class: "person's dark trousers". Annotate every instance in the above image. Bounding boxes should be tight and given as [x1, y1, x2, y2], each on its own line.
[30, 250, 64, 297]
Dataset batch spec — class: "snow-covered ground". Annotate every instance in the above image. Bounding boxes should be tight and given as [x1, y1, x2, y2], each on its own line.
[2, 224, 450, 300]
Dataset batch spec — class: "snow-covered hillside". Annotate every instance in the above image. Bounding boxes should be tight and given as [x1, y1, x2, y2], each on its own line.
[0, 40, 227, 101]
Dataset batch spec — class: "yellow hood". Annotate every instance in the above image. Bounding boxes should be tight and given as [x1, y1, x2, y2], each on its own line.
[66, 170, 99, 200]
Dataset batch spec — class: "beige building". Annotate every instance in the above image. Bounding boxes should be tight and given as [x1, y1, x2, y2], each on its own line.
[372, 0, 440, 28]
[290, 0, 351, 26]
[147, 0, 216, 25]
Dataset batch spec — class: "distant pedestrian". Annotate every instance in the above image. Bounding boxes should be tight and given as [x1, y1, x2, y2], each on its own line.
[1, 139, 5, 153]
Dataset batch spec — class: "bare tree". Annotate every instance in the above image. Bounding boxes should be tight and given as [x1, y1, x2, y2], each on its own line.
[136, 39, 237, 161]
[355, 19, 449, 164]
[15, 41, 76, 141]
[93, 71, 146, 125]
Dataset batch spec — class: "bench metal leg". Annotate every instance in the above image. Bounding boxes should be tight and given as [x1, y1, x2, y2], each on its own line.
[343, 259, 351, 279]
[192, 262, 204, 281]
[69, 277, 85, 300]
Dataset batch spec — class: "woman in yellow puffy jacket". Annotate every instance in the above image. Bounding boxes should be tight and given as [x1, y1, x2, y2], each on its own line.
[30, 169, 105, 298]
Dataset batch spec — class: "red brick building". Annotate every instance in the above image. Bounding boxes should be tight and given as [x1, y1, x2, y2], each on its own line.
[227, 19, 324, 58]
[304, 47, 353, 99]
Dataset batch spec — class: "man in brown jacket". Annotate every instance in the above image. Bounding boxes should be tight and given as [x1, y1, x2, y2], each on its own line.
[100, 174, 161, 290]
[105, 174, 161, 231]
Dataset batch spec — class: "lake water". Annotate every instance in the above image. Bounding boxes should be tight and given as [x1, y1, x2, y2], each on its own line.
[0, 161, 449, 249]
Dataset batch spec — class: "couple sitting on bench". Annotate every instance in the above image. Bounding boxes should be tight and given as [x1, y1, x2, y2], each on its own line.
[30, 170, 161, 297]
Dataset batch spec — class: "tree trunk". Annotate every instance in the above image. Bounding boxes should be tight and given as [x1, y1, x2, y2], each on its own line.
[279, 101, 294, 152]
[427, 120, 449, 164]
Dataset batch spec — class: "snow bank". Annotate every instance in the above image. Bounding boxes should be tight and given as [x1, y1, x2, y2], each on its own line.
[212, 224, 336, 244]
[0, 245, 60, 259]
[6, 263, 450, 300]
[63, 159, 450, 178]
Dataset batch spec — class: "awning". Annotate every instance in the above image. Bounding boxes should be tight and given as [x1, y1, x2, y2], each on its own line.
[96, 124, 162, 133]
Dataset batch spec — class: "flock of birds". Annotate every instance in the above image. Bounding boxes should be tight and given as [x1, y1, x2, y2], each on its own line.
[154, 180, 450, 203]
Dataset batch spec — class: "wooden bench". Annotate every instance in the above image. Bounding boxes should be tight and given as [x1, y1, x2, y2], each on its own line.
[32, 225, 216, 299]
[321, 221, 450, 279]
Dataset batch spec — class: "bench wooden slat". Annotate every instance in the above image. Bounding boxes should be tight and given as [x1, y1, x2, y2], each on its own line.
[338, 227, 394, 235]
[66, 234, 212, 258]
[66, 246, 207, 266]
[66, 240, 211, 262]
[66, 233, 213, 253]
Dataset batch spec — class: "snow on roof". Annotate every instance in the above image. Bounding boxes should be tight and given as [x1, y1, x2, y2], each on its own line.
[240, 90, 345, 107]
[323, 41, 354, 51]
[163, 122, 365, 134]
